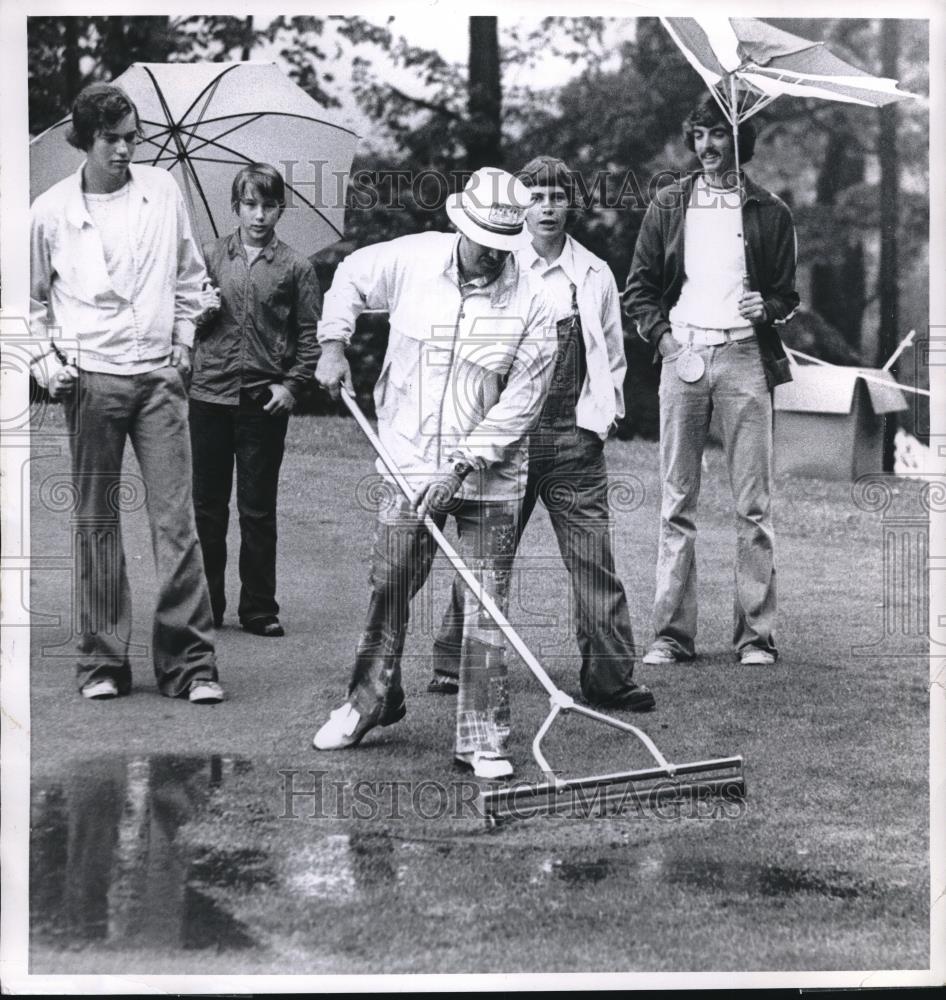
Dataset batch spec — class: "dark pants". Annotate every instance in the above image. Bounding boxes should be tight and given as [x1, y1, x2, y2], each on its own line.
[189, 393, 289, 625]
[63, 368, 217, 697]
[433, 426, 640, 704]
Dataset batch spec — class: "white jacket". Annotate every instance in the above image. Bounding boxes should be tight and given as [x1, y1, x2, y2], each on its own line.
[30, 164, 206, 372]
[518, 234, 626, 437]
[318, 231, 559, 500]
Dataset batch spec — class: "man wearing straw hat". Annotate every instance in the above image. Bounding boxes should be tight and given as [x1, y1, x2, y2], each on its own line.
[312, 168, 558, 779]
[624, 96, 798, 667]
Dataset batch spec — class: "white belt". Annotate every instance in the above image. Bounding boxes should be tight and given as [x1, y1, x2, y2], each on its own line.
[671, 323, 755, 347]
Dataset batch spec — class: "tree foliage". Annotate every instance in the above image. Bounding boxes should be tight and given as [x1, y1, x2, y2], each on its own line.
[27, 15, 929, 436]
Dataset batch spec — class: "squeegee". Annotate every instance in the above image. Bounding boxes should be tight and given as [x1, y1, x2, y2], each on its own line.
[341, 388, 746, 825]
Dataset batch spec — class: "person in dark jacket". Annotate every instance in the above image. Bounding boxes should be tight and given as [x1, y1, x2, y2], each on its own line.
[190, 162, 321, 637]
[623, 97, 799, 667]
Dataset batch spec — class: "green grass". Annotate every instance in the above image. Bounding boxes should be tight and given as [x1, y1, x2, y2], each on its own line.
[27, 411, 930, 975]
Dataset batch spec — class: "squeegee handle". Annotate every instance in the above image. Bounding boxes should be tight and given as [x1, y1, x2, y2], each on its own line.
[341, 387, 560, 699]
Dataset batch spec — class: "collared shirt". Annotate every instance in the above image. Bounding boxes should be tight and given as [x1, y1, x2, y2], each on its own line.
[30, 163, 207, 373]
[190, 230, 322, 404]
[318, 231, 559, 500]
[517, 235, 626, 437]
[520, 239, 577, 321]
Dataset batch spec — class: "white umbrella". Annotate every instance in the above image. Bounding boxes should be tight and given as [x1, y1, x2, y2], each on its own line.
[661, 17, 916, 208]
[30, 61, 360, 256]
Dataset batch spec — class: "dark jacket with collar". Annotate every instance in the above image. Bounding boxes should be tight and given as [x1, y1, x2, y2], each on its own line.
[190, 230, 322, 405]
[622, 171, 799, 389]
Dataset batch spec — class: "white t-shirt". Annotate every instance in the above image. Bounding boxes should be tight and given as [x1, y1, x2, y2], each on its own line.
[669, 176, 746, 329]
[244, 244, 264, 264]
[84, 185, 136, 302]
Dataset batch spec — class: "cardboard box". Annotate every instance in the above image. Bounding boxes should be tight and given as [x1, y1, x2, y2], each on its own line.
[773, 364, 908, 480]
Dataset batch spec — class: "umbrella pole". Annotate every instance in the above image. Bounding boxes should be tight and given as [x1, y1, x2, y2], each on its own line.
[728, 74, 749, 289]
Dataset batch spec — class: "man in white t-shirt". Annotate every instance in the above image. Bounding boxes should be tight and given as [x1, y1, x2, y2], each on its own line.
[623, 97, 799, 667]
[30, 83, 224, 703]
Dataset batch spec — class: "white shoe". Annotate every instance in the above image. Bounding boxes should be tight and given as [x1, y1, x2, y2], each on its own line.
[642, 645, 679, 666]
[188, 679, 225, 703]
[81, 677, 119, 700]
[454, 751, 514, 780]
[740, 648, 776, 666]
[313, 702, 371, 750]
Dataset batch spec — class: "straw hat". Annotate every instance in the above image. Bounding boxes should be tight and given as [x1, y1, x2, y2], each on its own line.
[445, 167, 532, 251]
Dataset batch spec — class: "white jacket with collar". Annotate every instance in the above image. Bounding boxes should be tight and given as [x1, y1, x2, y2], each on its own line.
[318, 231, 559, 501]
[519, 234, 627, 438]
[30, 164, 206, 371]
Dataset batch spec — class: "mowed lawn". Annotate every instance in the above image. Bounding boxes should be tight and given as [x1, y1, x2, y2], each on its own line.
[26, 409, 930, 976]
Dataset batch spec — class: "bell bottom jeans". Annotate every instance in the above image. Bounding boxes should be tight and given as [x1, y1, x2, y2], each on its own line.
[63, 367, 218, 696]
[654, 336, 777, 659]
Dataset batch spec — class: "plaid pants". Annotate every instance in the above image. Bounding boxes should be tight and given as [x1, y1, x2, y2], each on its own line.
[347, 492, 518, 755]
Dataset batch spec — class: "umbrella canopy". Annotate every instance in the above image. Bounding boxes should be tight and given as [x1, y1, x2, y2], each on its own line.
[661, 17, 915, 125]
[30, 61, 360, 256]
[660, 16, 916, 284]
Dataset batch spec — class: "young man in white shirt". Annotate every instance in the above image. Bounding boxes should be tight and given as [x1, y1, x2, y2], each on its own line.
[430, 156, 655, 711]
[30, 83, 223, 703]
[624, 97, 799, 667]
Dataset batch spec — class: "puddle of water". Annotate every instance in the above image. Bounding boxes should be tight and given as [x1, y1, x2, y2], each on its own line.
[30, 756, 902, 971]
[285, 831, 399, 901]
[543, 858, 612, 885]
[625, 854, 876, 901]
[528, 850, 877, 900]
[30, 755, 261, 952]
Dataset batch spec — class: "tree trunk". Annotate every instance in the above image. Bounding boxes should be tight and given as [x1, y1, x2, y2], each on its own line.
[98, 16, 172, 78]
[878, 19, 900, 471]
[466, 16, 501, 170]
[63, 18, 81, 99]
[241, 16, 254, 61]
[810, 112, 866, 352]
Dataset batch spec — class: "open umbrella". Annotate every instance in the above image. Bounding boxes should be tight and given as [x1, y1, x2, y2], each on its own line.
[30, 61, 360, 256]
[660, 17, 916, 221]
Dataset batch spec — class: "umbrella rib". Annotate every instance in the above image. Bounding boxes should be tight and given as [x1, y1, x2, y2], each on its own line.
[147, 125, 345, 238]
[173, 64, 243, 133]
[166, 110, 361, 139]
[170, 115, 267, 158]
[141, 65, 220, 238]
[284, 180, 345, 239]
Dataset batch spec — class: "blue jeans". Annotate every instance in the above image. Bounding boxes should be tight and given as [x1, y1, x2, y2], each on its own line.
[63, 367, 218, 696]
[655, 336, 777, 658]
[347, 493, 517, 755]
[433, 426, 641, 703]
[189, 393, 289, 625]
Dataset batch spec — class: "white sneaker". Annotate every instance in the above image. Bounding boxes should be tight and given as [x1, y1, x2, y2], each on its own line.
[81, 677, 119, 700]
[454, 751, 514, 780]
[313, 702, 372, 750]
[642, 645, 679, 666]
[740, 648, 776, 666]
[188, 679, 225, 703]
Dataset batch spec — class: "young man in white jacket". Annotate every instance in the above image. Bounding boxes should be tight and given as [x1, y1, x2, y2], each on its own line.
[30, 83, 223, 705]
[430, 156, 655, 712]
[311, 168, 559, 778]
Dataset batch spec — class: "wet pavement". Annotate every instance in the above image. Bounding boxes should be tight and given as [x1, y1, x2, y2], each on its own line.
[29, 753, 921, 973]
